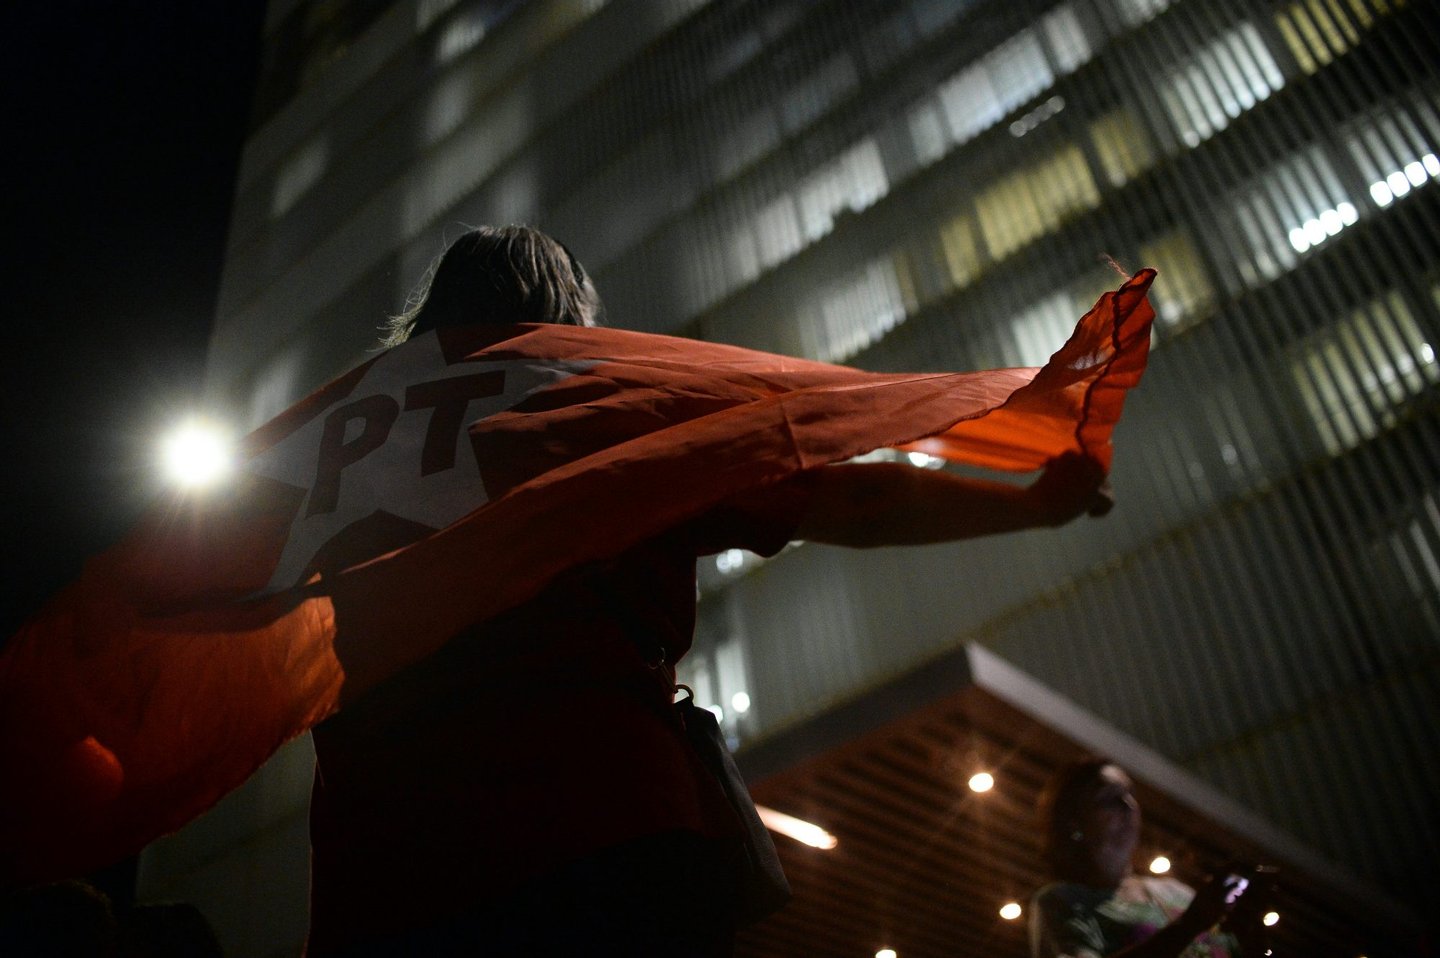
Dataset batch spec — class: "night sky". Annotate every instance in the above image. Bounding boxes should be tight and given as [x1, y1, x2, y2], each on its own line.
[3, 2, 267, 636]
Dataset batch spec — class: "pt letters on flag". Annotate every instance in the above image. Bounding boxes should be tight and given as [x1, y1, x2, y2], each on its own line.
[0, 271, 1156, 886]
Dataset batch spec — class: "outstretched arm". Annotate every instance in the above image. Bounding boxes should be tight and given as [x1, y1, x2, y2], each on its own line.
[792, 452, 1111, 549]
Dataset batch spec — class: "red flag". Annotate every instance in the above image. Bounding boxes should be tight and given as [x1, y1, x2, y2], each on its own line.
[0, 270, 1154, 886]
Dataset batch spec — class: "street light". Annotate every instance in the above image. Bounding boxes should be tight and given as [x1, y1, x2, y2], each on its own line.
[160, 419, 234, 488]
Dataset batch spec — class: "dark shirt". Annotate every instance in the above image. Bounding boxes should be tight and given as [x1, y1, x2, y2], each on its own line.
[307, 491, 807, 950]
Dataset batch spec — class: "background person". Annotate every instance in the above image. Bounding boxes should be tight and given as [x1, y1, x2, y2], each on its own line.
[1030, 758, 1271, 958]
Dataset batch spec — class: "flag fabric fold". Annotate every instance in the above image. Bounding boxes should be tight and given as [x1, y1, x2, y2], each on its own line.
[0, 269, 1155, 887]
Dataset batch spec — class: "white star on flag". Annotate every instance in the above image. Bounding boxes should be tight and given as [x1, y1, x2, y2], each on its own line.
[246, 331, 592, 593]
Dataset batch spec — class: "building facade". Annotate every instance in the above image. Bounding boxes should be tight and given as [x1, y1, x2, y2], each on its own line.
[155, 0, 1438, 953]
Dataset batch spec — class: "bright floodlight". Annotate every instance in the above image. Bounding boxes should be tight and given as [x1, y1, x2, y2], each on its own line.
[731, 691, 751, 714]
[755, 805, 838, 849]
[1149, 856, 1171, 874]
[1263, 911, 1280, 927]
[999, 902, 1022, 920]
[161, 421, 233, 488]
[876, 949, 897, 958]
[968, 771, 995, 793]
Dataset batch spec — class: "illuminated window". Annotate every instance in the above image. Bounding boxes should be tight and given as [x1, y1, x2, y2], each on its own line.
[1113, 0, 1174, 27]
[724, 219, 761, 288]
[1344, 102, 1440, 209]
[1139, 228, 1215, 328]
[271, 136, 330, 218]
[938, 213, 983, 290]
[891, 233, 957, 313]
[1089, 107, 1157, 187]
[1005, 269, 1120, 366]
[1041, 4, 1093, 74]
[754, 194, 804, 269]
[983, 30, 1056, 120]
[888, 214, 984, 317]
[907, 99, 950, 167]
[798, 257, 908, 362]
[1007, 291, 1081, 367]
[905, 17, 1086, 173]
[936, 65, 1007, 147]
[1275, 0, 1404, 75]
[723, 139, 890, 290]
[975, 143, 1100, 260]
[937, 29, 1053, 147]
[1158, 22, 1284, 147]
[436, 9, 486, 63]
[796, 139, 888, 243]
[1222, 146, 1355, 288]
[1293, 291, 1438, 455]
[1386, 494, 1440, 630]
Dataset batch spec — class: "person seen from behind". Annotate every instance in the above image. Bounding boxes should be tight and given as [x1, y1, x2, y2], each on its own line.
[309, 225, 1116, 956]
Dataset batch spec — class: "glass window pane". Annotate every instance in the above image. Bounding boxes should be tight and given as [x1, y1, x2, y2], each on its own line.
[1089, 106, 1157, 187]
[1291, 291, 1438, 454]
[1138, 228, 1216, 329]
[1159, 22, 1284, 146]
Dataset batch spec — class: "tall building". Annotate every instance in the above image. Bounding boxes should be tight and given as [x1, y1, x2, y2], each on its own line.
[149, 0, 1438, 954]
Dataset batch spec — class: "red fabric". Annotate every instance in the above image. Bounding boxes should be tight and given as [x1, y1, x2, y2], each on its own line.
[0, 270, 1154, 888]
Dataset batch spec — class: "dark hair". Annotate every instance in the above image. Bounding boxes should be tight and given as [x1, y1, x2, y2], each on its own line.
[1037, 756, 1114, 880]
[383, 225, 603, 346]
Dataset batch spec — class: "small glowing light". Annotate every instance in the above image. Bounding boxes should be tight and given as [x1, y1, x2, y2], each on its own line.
[161, 421, 234, 488]
[877, 950, 898, 958]
[1387, 170, 1412, 197]
[1405, 160, 1426, 187]
[1370, 181, 1393, 206]
[1149, 856, 1171, 874]
[437, 14, 485, 62]
[1337, 201, 1359, 225]
[968, 772, 995, 793]
[716, 548, 745, 574]
[1288, 228, 1311, 253]
[1421, 343, 1434, 363]
[731, 692, 751, 714]
[905, 450, 945, 469]
[1424, 153, 1440, 177]
[1319, 208, 1343, 235]
[1303, 218, 1327, 245]
[756, 805, 838, 849]
[999, 901, 1022, 920]
[1263, 911, 1280, 927]
[706, 704, 724, 722]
